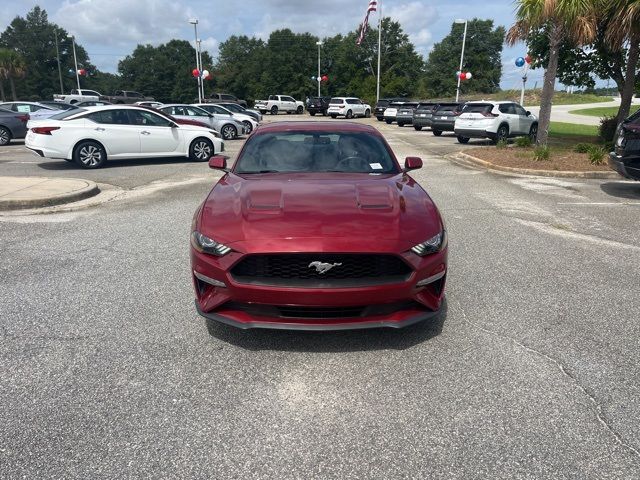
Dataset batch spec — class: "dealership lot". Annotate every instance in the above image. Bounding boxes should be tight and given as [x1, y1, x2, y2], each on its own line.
[1, 117, 640, 478]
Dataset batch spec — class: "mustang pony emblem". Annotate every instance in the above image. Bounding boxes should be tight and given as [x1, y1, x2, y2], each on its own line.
[308, 261, 342, 274]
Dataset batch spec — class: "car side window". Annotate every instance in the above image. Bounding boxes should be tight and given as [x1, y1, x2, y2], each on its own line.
[513, 105, 527, 116]
[498, 104, 511, 114]
[222, 95, 234, 100]
[129, 110, 173, 127]
[86, 110, 126, 124]
[130, 92, 142, 98]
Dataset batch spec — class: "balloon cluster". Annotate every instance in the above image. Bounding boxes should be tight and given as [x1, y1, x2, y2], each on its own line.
[192, 69, 212, 80]
[515, 55, 532, 67]
[456, 71, 472, 80]
[311, 75, 329, 82]
[69, 68, 90, 76]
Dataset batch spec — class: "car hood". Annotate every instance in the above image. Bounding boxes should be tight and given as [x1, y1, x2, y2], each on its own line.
[199, 173, 443, 253]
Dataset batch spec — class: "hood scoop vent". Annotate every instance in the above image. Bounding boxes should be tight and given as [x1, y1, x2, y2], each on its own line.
[357, 184, 393, 210]
[247, 188, 283, 213]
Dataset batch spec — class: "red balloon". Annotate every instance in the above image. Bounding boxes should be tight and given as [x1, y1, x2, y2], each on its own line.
[459, 73, 465, 80]
[192, 68, 199, 78]
[321, 75, 328, 82]
[525, 55, 532, 64]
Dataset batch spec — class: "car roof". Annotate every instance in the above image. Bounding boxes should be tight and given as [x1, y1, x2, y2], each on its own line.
[253, 121, 379, 135]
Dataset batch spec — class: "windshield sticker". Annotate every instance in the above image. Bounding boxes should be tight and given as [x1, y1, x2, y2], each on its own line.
[370, 163, 383, 170]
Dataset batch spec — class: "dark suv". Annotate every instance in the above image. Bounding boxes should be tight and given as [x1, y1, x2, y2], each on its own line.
[204, 93, 247, 107]
[412, 102, 438, 131]
[609, 109, 640, 180]
[396, 102, 419, 127]
[430, 103, 465, 136]
[307, 96, 331, 116]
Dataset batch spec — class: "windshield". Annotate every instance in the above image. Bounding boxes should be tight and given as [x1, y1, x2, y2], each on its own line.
[329, 98, 344, 104]
[462, 103, 493, 114]
[235, 131, 398, 174]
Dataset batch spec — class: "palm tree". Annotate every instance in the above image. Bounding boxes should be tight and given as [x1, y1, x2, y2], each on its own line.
[0, 49, 10, 102]
[603, 0, 640, 122]
[507, 0, 598, 145]
[5, 51, 27, 101]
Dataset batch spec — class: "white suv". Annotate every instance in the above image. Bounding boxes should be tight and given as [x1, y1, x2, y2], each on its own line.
[327, 97, 371, 119]
[454, 101, 538, 144]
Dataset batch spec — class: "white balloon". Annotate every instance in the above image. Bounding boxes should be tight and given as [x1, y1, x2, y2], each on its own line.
[465, 72, 473, 79]
[202, 69, 209, 78]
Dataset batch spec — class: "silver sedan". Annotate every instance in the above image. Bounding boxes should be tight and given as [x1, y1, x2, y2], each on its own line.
[158, 104, 245, 140]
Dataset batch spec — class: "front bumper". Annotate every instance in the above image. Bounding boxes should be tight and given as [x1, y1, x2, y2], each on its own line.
[192, 247, 447, 330]
[609, 152, 640, 180]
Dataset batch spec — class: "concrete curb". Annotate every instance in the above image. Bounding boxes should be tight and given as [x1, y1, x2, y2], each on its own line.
[0, 177, 100, 210]
[448, 152, 621, 180]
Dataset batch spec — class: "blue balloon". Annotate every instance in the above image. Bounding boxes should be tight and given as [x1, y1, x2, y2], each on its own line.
[515, 57, 525, 67]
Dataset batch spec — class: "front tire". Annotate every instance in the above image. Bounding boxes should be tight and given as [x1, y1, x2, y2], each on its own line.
[376, 117, 383, 122]
[0, 126, 11, 146]
[310, 112, 316, 116]
[433, 130, 442, 136]
[385, 119, 392, 124]
[398, 122, 404, 127]
[242, 120, 253, 134]
[270, 106, 278, 115]
[74, 140, 106, 169]
[529, 123, 538, 143]
[296, 106, 303, 114]
[414, 125, 423, 131]
[457, 135, 470, 144]
[330, 115, 337, 119]
[346, 110, 353, 119]
[221, 124, 238, 140]
[189, 137, 214, 161]
[365, 109, 371, 118]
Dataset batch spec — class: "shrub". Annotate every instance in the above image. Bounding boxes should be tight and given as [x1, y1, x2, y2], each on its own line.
[598, 116, 618, 142]
[496, 139, 508, 149]
[587, 146, 607, 165]
[533, 145, 551, 161]
[573, 143, 591, 153]
[515, 136, 532, 148]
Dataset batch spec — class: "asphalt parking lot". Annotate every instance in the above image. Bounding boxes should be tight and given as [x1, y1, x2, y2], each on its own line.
[1, 115, 640, 478]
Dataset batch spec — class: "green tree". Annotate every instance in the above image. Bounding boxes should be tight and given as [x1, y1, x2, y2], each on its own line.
[0, 7, 94, 100]
[507, 0, 598, 146]
[423, 19, 505, 99]
[118, 40, 211, 103]
[214, 35, 265, 104]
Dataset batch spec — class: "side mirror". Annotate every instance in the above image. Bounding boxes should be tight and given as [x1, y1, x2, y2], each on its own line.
[209, 155, 229, 171]
[404, 156, 423, 171]
[526, 110, 531, 116]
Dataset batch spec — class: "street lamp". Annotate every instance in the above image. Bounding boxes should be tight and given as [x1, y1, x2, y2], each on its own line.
[316, 41, 323, 97]
[189, 19, 202, 103]
[454, 18, 468, 103]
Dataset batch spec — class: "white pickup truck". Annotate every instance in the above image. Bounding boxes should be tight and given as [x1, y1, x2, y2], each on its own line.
[254, 95, 304, 115]
[53, 89, 102, 104]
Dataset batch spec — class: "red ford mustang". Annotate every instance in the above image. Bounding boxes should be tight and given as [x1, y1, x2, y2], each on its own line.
[190, 121, 447, 330]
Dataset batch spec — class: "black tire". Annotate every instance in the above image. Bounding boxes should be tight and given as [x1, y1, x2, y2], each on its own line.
[259, 110, 267, 115]
[529, 123, 538, 143]
[270, 105, 278, 115]
[376, 117, 383, 121]
[414, 125, 423, 131]
[385, 119, 392, 124]
[365, 109, 371, 118]
[296, 106, 303, 114]
[310, 112, 316, 116]
[74, 140, 106, 169]
[0, 126, 11, 146]
[330, 115, 337, 119]
[398, 122, 404, 127]
[496, 124, 509, 143]
[242, 120, 252, 134]
[221, 123, 238, 140]
[457, 135, 470, 144]
[433, 130, 442, 136]
[189, 137, 214, 161]
[346, 110, 353, 119]
[69, 100, 77, 105]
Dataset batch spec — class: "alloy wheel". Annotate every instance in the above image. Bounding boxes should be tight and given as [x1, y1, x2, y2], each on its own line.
[79, 145, 103, 166]
[193, 141, 212, 160]
[222, 125, 237, 140]
[0, 127, 10, 146]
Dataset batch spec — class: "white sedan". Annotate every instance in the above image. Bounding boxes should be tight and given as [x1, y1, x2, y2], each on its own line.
[192, 103, 259, 134]
[25, 105, 223, 169]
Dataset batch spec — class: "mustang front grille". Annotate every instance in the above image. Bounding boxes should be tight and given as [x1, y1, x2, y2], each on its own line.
[230, 253, 412, 287]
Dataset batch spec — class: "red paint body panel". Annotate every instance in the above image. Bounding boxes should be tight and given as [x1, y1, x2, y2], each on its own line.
[190, 122, 448, 330]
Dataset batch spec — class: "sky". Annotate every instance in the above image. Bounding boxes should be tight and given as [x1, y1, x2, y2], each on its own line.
[1, 0, 551, 91]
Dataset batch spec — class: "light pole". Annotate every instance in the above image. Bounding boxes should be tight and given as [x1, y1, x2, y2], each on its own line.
[316, 41, 322, 97]
[197, 39, 205, 100]
[189, 19, 202, 103]
[454, 19, 468, 103]
[71, 35, 81, 90]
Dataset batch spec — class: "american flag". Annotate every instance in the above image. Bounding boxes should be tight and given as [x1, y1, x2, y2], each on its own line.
[356, 0, 378, 45]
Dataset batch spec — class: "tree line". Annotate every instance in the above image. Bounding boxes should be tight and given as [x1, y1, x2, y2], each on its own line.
[0, 7, 505, 106]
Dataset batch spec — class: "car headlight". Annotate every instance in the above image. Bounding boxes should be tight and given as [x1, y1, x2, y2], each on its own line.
[411, 231, 447, 256]
[191, 231, 231, 256]
[209, 130, 221, 138]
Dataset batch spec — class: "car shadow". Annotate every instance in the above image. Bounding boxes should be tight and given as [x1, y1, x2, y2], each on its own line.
[205, 299, 448, 353]
[600, 181, 640, 199]
[36, 157, 196, 170]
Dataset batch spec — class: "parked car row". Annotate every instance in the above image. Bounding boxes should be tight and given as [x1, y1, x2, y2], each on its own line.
[376, 99, 539, 144]
[304, 97, 372, 119]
